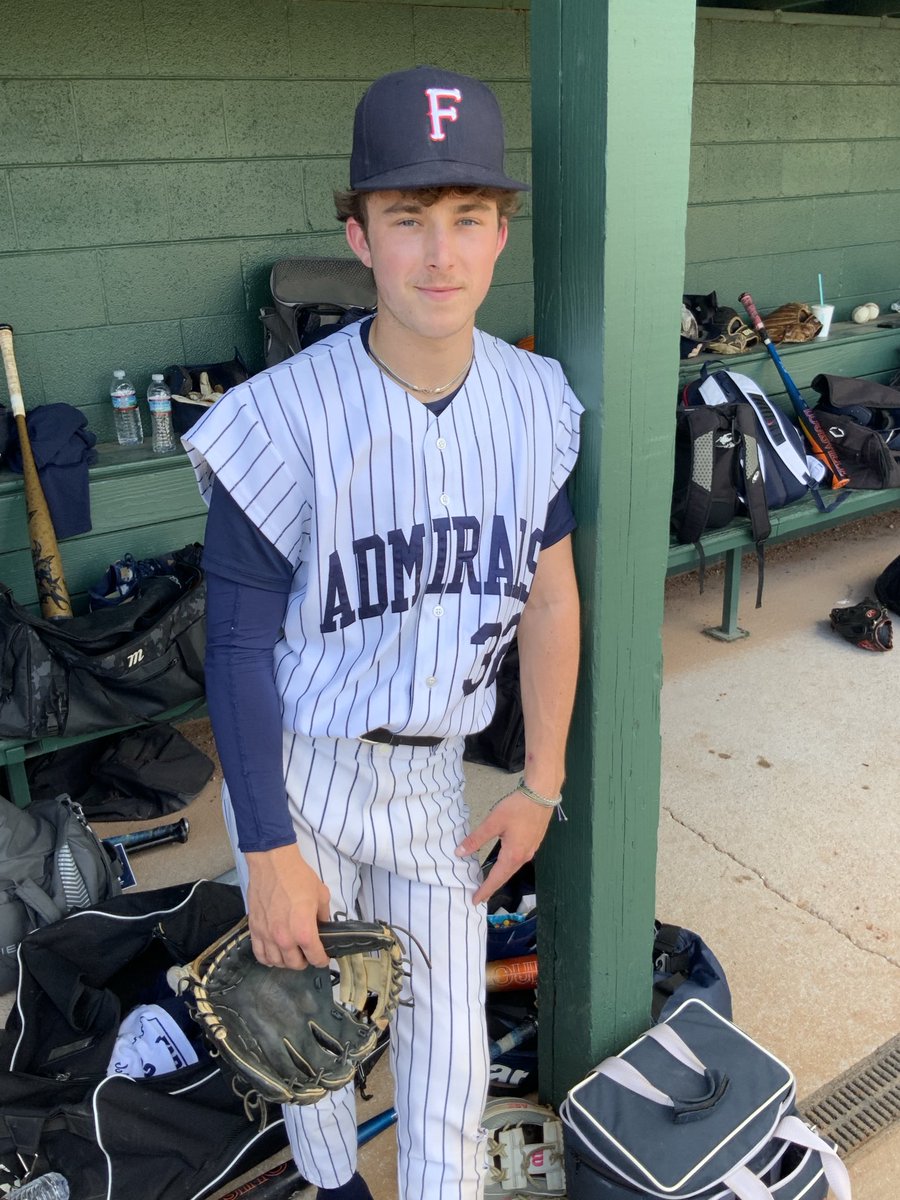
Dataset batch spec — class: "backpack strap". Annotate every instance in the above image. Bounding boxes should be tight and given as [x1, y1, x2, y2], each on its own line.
[12, 877, 65, 927]
[732, 405, 770, 608]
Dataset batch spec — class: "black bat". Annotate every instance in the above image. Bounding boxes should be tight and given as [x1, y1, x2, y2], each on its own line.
[738, 292, 850, 489]
[103, 818, 190, 854]
[216, 1015, 539, 1198]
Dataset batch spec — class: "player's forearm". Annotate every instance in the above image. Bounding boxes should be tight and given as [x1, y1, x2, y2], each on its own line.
[516, 574, 580, 797]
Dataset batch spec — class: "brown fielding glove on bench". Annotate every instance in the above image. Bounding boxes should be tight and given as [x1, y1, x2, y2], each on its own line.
[184, 915, 406, 1114]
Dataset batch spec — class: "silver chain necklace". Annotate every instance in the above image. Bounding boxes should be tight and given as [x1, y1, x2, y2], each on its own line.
[366, 341, 473, 396]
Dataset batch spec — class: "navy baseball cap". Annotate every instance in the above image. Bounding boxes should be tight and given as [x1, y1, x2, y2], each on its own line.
[350, 66, 529, 193]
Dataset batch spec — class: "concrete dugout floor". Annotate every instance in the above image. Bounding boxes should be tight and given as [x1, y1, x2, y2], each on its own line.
[1, 510, 897, 1198]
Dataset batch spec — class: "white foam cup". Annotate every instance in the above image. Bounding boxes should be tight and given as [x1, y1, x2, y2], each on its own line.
[811, 303, 835, 338]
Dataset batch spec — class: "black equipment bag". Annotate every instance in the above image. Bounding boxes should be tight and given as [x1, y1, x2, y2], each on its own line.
[0, 545, 206, 739]
[260, 257, 377, 368]
[25, 723, 215, 821]
[809, 408, 900, 489]
[0, 881, 287, 1200]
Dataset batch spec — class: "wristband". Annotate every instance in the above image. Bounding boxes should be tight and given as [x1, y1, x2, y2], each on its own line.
[517, 778, 566, 821]
[517, 778, 562, 807]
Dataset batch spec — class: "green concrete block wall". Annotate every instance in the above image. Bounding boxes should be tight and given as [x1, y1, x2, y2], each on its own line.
[687, 12, 900, 321]
[0, 0, 532, 441]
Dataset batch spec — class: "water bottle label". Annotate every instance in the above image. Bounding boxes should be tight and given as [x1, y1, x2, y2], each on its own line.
[149, 399, 172, 413]
[112, 396, 137, 410]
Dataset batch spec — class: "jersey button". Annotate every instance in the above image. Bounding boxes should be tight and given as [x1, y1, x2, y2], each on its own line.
[436, 436, 447, 450]
[432, 604, 444, 617]
[439, 493, 450, 506]
[425, 676, 437, 687]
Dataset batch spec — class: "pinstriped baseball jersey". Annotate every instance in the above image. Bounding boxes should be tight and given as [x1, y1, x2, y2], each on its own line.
[185, 321, 581, 740]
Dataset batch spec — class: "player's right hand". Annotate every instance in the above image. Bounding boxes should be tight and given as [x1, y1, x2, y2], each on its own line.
[244, 843, 331, 969]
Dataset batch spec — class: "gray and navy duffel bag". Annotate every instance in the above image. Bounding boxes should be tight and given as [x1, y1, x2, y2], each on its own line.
[560, 998, 850, 1200]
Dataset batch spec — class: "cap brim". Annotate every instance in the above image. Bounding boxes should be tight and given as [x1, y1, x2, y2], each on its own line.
[352, 159, 530, 192]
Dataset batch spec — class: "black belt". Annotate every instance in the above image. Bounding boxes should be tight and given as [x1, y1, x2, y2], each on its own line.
[359, 728, 444, 750]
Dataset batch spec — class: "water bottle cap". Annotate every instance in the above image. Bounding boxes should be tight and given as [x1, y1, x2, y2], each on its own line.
[113, 369, 125, 379]
[151, 373, 164, 382]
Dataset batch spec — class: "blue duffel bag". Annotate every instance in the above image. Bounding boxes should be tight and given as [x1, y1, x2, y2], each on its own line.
[560, 999, 851, 1200]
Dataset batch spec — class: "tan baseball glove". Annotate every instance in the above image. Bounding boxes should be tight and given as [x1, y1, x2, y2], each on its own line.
[762, 302, 822, 344]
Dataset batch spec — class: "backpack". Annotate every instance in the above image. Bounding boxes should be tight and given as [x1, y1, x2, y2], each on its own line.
[0, 882, 288, 1199]
[0, 794, 121, 991]
[560, 998, 850, 1200]
[670, 403, 771, 606]
[259, 256, 377, 368]
[682, 367, 819, 510]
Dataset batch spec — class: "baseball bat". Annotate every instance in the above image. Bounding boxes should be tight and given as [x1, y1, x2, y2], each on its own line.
[485, 953, 538, 992]
[217, 1016, 539, 1199]
[104, 817, 190, 853]
[737, 294, 850, 489]
[0, 324, 73, 619]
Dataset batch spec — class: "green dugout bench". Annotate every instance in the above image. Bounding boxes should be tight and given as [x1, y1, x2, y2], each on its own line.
[669, 319, 900, 639]
[1, 442, 209, 807]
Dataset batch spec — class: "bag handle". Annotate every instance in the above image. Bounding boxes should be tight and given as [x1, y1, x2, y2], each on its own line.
[594, 1024, 729, 1123]
[776, 1114, 852, 1200]
[723, 1114, 851, 1200]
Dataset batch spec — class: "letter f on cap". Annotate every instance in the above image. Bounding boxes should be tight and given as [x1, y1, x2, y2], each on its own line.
[425, 87, 462, 141]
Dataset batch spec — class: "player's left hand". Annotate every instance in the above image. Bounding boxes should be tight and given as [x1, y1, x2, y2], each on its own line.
[456, 790, 556, 905]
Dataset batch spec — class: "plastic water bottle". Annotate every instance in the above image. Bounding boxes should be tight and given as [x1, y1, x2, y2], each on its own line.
[7, 1173, 70, 1199]
[110, 370, 143, 446]
[147, 373, 176, 455]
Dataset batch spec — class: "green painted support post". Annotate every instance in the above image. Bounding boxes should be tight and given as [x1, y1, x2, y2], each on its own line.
[706, 549, 749, 642]
[530, 0, 697, 1104]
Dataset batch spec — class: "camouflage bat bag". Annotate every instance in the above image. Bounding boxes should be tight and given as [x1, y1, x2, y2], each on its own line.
[0, 545, 205, 739]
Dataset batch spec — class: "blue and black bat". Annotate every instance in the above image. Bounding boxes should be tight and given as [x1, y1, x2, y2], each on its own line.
[739, 292, 850, 489]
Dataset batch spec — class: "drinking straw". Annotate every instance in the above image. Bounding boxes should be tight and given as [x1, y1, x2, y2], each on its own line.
[818, 273, 825, 306]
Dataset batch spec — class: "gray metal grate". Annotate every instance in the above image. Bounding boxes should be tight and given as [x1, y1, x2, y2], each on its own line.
[800, 1033, 900, 1158]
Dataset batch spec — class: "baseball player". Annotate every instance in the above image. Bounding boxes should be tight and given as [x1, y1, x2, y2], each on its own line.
[184, 66, 582, 1200]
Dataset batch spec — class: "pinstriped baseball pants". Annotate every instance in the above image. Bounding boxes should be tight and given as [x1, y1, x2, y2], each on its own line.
[222, 730, 490, 1199]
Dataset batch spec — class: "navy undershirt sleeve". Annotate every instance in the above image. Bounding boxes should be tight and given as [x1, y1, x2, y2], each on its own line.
[543, 486, 575, 548]
[204, 481, 296, 853]
[204, 569, 296, 852]
[203, 477, 294, 589]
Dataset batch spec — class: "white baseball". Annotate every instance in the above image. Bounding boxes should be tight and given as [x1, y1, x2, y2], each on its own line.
[852, 303, 875, 323]
[865, 302, 880, 321]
